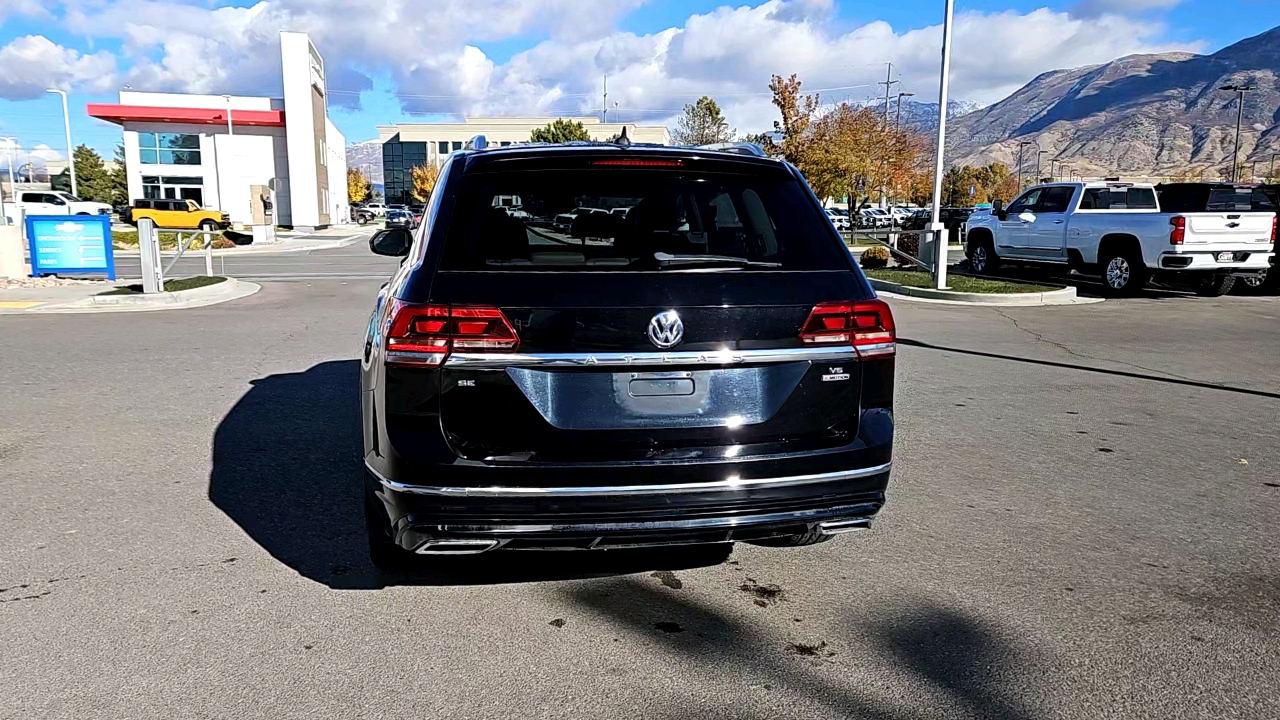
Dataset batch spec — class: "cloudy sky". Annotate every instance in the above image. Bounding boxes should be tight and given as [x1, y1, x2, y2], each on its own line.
[0, 0, 1267, 157]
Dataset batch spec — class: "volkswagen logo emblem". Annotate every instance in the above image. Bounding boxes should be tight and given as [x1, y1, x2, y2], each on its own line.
[647, 310, 684, 349]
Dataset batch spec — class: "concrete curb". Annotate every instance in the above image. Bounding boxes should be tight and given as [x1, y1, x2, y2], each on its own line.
[30, 277, 261, 313]
[868, 278, 1102, 306]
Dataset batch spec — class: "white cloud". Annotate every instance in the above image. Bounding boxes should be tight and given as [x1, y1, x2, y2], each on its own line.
[0, 0, 46, 23]
[0, 35, 118, 99]
[1072, 0, 1182, 17]
[0, 0, 1203, 135]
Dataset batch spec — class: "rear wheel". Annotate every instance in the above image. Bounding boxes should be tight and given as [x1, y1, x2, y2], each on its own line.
[1193, 274, 1236, 297]
[1098, 248, 1148, 296]
[1235, 270, 1268, 295]
[364, 479, 418, 572]
[746, 528, 834, 548]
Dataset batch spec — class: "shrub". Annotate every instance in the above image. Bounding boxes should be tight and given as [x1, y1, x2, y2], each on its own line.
[897, 232, 920, 259]
[860, 246, 890, 268]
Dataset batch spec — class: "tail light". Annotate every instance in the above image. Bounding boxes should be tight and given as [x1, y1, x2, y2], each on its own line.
[800, 299, 896, 357]
[1169, 215, 1185, 245]
[384, 300, 518, 367]
[1271, 214, 1277, 243]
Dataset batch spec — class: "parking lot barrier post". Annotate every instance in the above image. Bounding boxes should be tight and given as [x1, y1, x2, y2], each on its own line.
[204, 230, 214, 277]
[137, 218, 164, 293]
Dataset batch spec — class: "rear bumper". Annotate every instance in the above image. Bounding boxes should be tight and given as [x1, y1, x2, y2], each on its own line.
[1158, 249, 1272, 271]
[368, 460, 890, 553]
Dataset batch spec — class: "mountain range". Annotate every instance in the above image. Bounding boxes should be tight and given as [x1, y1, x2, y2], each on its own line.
[946, 25, 1280, 180]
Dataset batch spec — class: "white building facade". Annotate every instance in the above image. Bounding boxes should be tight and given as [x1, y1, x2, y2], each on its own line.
[88, 32, 346, 230]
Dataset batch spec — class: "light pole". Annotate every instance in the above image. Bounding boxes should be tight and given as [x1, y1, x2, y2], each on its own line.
[927, 0, 955, 290]
[894, 91, 915, 131]
[1271, 153, 1279, 182]
[1016, 140, 1033, 188]
[1219, 84, 1253, 182]
[0, 137, 12, 224]
[1036, 150, 1048, 183]
[219, 94, 235, 213]
[46, 88, 76, 195]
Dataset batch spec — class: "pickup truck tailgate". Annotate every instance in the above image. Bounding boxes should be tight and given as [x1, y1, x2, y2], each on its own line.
[1184, 212, 1275, 245]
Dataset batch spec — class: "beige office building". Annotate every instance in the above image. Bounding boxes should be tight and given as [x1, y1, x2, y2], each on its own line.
[377, 117, 671, 205]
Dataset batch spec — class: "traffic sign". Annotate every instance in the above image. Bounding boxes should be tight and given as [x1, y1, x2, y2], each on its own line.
[25, 214, 115, 280]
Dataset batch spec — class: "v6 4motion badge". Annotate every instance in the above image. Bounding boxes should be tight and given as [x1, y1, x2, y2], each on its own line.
[822, 366, 850, 382]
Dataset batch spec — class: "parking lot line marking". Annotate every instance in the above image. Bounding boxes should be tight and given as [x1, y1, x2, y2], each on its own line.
[0, 301, 44, 309]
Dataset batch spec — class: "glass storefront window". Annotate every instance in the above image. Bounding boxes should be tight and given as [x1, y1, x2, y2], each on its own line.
[138, 132, 201, 165]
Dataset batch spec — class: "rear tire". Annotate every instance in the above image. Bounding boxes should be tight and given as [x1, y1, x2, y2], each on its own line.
[1235, 270, 1268, 295]
[364, 480, 418, 572]
[1193, 274, 1236, 297]
[1098, 247, 1148, 296]
[746, 528, 834, 548]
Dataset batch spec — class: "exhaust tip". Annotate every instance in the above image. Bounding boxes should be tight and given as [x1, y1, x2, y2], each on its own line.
[414, 539, 500, 555]
[818, 518, 872, 535]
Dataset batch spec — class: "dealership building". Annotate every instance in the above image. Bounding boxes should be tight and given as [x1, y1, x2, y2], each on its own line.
[87, 32, 347, 230]
[377, 118, 670, 205]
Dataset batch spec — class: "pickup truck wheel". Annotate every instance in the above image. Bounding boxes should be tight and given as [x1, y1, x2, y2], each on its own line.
[970, 242, 997, 274]
[1100, 251, 1147, 296]
[198, 220, 218, 232]
[1193, 274, 1236, 297]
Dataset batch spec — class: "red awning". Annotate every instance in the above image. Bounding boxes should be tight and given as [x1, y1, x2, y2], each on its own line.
[86, 103, 285, 127]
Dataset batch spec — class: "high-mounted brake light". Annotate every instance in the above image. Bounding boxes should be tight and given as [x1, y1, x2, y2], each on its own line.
[800, 299, 896, 357]
[1169, 215, 1185, 245]
[384, 300, 518, 367]
[590, 158, 683, 167]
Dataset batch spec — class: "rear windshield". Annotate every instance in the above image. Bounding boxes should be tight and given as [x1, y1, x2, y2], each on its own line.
[1080, 187, 1157, 210]
[1207, 187, 1275, 212]
[438, 167, 849, 271]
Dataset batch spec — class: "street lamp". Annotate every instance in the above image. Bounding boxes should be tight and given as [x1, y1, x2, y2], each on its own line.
[894, 91, 915, 130]
[1219, 84, 1253, 182]
[0, 137, 15, 223]
[1036, 150, 1049, 183]
[927, 0, 955, 291]
[1016, 140, 1034, 188]
[1271, 153, 1279, 182]
[46, 88, 76, 196]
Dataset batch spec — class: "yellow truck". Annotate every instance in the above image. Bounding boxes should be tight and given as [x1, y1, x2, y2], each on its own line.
[127, 199, 229, 231]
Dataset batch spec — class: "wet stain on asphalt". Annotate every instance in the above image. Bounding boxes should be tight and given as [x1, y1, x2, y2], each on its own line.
[650, 570, 683, 589]
[741, 578, 786, 606]
[653, 621, 684, 634]
[548, 618, 566, 628]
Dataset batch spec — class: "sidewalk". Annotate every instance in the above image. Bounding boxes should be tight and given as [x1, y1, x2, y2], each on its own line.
[0, 276, 259, 314]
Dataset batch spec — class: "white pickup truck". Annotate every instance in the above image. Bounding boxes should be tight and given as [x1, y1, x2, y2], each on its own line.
[3, 190, 112, 223]
[964, 181, 1276, 295]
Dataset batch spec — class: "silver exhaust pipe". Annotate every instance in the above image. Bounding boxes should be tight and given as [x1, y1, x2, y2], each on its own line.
[414, 539, 500, 554]
[818, 518, 872, 535]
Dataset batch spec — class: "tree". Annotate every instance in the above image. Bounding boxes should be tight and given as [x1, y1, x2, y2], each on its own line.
[67, 144, 125, 204]
[104, 144, 128, 206]
[530, 118, 591, 143]
[347, 167, 371, 203]
[672, 96, 735, 145]
[410, 164, 437, 202]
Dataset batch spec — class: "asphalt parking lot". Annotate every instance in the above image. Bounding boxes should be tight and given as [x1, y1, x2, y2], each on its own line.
[2, 247, 1278, 719]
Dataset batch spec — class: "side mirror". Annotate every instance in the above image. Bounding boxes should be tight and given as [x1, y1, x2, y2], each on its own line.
[992, 200, 1006, 221]
[370, 228, 412, 257]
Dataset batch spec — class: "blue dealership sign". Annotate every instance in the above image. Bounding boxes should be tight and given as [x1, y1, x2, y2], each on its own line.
[25, 214, 115, 280]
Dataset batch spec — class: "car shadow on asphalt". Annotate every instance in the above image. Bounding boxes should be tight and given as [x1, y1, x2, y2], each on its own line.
[562, 578, 1041, 719]
[207, 360, 732, 589]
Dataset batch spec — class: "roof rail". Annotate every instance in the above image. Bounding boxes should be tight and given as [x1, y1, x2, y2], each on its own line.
[464, 135, 488, 150]
[693, 142, 767, 157]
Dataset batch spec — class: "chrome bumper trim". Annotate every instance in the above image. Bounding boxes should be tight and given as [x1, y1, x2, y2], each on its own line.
[428, 502, 882, 534]
[368, 461, 891, 497]
[443, 345, 858, 369]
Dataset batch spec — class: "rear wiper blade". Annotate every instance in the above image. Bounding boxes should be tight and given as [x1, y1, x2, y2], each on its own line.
[653, 252, 781, 269]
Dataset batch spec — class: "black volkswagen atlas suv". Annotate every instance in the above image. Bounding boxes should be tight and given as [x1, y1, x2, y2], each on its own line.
[361, 137, 895, 569]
